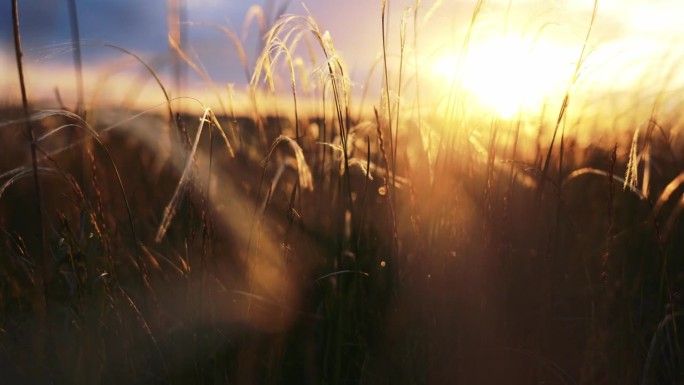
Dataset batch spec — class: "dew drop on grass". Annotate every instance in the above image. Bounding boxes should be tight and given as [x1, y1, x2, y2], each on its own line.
[378, 186, 387, 196]
[380, 261, 386, 268]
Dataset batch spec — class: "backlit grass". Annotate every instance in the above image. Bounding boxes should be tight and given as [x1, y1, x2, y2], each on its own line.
[1, 0, 683, 384]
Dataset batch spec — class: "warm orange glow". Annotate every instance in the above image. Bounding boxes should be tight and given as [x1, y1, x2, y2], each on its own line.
[430, 35, 576, 119]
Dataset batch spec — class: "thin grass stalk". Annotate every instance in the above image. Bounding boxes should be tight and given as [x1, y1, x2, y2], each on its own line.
[624, 124, 640, 191]
[226, 84, 242, 152]
[155, 108, 233, 242]
[562, 168, 645, 199]
[374, 106, 398, 267]
[11, 1, 49, 354]
[653, 119, 681, 170]
[395, 8, 409, 162]
[265, 135, 313, 191]
[357, 54, 383, 118]
[443, 0, 484, 127]
[639, 56, 681, 166]
[602, 144, 618, 285]
[650, 171, 683, 320]
[156, 111, 203, 244]
[197, 115, 215, 341]
[0, 167, 60, 200]
[663, 196, 684, 239]
[242, 4, 267, 42]
[380, 0, 402, 266]
[247, 133, 312, 261]
[429, 0, 484, 242]
[307, 27, 353, 208]
[355, 136, 372, 248]
[507, 109, 524, 187]
[391, 8, 409, 219]
[539, 0, 598, 196]
[87, 148, 116, 281]
[11, 2, 43, 219]
[642, 120, 656, 199]
[484, 116, 499, 227]
[381, 0, 395, 183]
[101, 43, 175, 136]
[35, 111, 148, 290]
[184, 21, 251, 82]
[641, 311, 684, 385]
[412, 0, 422, 149]
[332, 273, 344, 385]
[10, 101, 189, 163]
[65, 0, 92, 230]
[248, 87, 268, 147]
[249, 11, 354, 210]
[167, 0, 181, 94]
[272, 40, 300, 142]
[550, 114, 568, 261]
[652, 172, 684, 217]
[246, 159, 270, 261]
[319, 81, 328, 181]
[168, 37, 229, 116]
[66, 0, 84, 115]
[327, 56, 351, 207]
[117, 285, 169, 377]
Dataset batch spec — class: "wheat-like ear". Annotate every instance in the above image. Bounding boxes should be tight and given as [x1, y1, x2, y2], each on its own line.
[251, 7, 350, 137]
[250, 14, 308, 89]
[253, 37, 301, 140]
[642, 146, 651, 199]
[624, 124, 640, 191]
[266, 135, 314, 191]
[242, 5, 266, 41]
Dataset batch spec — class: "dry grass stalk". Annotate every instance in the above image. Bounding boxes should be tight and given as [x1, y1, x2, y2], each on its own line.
[156, 107, 234, 242]
[266, 135, 314, 191]
[625, 124, 640, 191]
[539, 0, 598, 196]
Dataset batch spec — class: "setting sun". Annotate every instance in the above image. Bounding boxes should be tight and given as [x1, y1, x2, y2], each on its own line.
[431, 35, 576, 119]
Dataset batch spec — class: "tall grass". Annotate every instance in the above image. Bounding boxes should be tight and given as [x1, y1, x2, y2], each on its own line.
[1, 0, 684, 384]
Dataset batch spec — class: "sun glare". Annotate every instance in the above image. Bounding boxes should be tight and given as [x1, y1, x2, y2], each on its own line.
[431, 35, 576, 119]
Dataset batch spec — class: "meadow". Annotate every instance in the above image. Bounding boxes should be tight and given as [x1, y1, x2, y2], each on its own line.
[1, 0, 683, 384]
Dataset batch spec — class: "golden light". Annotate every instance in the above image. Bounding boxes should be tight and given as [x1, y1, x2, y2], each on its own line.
[430, 35, 577, 119]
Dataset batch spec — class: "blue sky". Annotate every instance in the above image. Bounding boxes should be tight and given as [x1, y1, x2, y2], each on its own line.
[1, 0, 465, 107]
[1, 1, 276, 83]
[1, 0, 415, 105]
[0, 0, 422, 80]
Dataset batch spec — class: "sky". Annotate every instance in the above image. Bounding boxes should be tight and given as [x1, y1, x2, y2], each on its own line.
[1, 0, 683, 115]
[0, 1, 410, 96]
